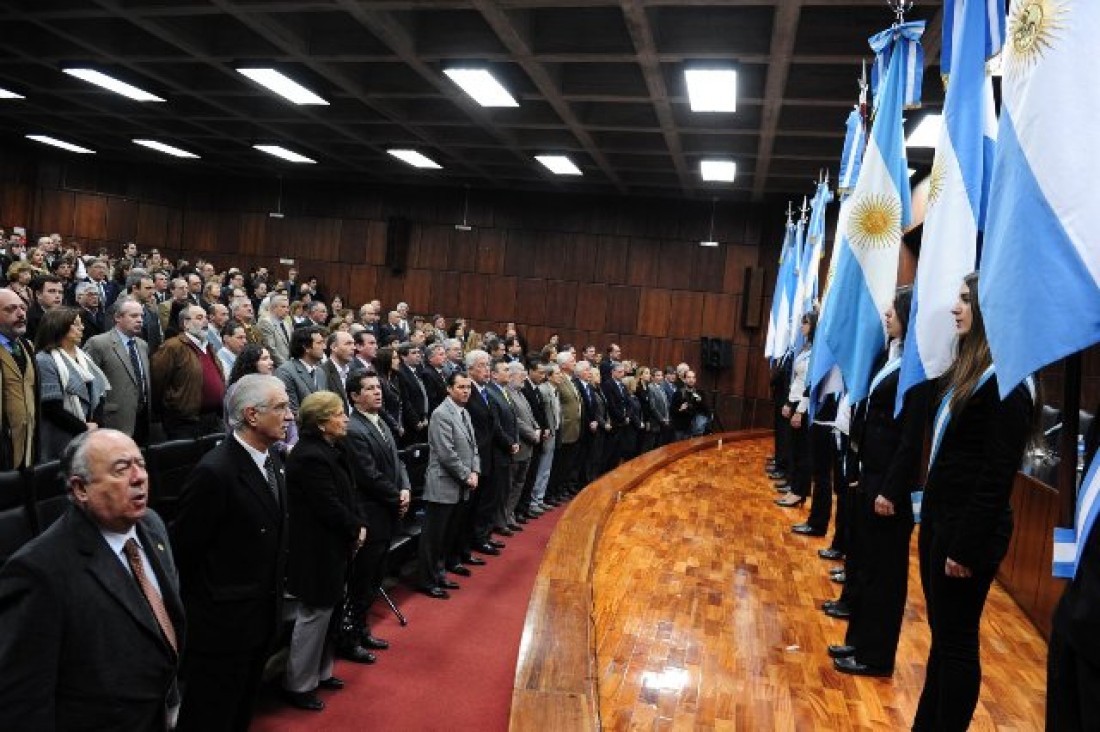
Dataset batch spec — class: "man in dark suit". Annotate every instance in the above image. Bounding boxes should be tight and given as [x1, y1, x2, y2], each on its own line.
[460, 350, 506, 559]
[395, 342, 430, 446]
[126, 271, 164, 356]
[0, 429, 184, 731]
[517, 356, 550, 521]
[75, 281, 107, 346]
[485, 360, 520, 538]
[26, 273, 64, 341]
[420, 342, 449, 413]
[320, 330, 356, 413]
[601, 360, 631, 472]
[342, 372, 412, 654]
[378, 310, 406, 347]
[275, 326, 328, 419]
[172, 374, 291, 732]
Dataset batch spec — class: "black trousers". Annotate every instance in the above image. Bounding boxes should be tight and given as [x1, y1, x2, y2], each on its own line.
[772, 393, 790, 472]
[418, 500, 461, 589]
[474, 457, 509, 541]
[345, 502, 397, 630]
[805, 424, 839, 536]
[548, 439, 578, 499]
[176, 645, 270, 732]
[1047, 622, 1100, 731]
[787, 419, 810, 498]
[844, 488, 913, 668]
[913, 521, 998, 732]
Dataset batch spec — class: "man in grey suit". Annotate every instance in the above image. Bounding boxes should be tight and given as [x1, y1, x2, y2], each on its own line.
[418, 372, 478, 599]
[275, 325, 328, 421]
[0, 429, 184, 731]
[259, 294, 292, 366]
[85, 298, 152, 445]
[504, 361, 540, 532]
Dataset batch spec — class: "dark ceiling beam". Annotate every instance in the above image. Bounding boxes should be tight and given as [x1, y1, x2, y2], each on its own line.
[750, 0, 801, 201]
[210, 0, 501, 186]
[470, 0, 627, 193]
[331, 0, 534, 172]
[620, 0, 692, 195]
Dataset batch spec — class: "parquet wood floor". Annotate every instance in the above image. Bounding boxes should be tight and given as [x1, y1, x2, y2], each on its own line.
[591, 438, 1048, 731]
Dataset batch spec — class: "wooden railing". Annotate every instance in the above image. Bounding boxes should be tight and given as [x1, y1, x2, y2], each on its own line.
[508, 430, 770, 731]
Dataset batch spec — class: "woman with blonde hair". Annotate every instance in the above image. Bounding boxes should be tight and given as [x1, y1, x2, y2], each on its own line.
[6, 261, 34, 306]
[282, 391, 370, 712]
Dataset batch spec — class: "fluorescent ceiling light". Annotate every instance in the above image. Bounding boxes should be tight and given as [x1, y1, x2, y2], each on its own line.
[535, 155, 582, 176]
[134, 139, 200, 159]
[26, 134, 95, 154]
[0, 86, 24, 99]
[387, 149, 443, 169]
[906, 114, 942, 148]
[253, 144, 316, 164]
[63, 68, 164, 102]
[443, 68, 518, 108]
[685, 68, 737, 113]
[699, 240, 720, 248]
[237, 68, 328, 106]
[700, 159, 737, 182]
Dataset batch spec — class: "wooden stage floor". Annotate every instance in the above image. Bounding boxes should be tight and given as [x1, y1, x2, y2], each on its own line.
[590, 438, 1048, 730]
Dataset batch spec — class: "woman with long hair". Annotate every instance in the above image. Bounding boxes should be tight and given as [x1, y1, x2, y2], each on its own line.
[776, 312, 816, 508]
[34, 307, 110, 459]
[912, 272, 1037, 730]
[372, 346, 404, 440]
[831, 285, 929, 677]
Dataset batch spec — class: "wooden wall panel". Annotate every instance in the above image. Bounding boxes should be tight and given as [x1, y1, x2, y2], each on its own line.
[604, 286, 640, 334]
[593, 235, 628, 284]
[656, 241, 695, 291]
[137, 203, 170, 248]
[514, 277, 547, 327]
[544, 279, 578, 330]
[624, 238, 658, 288]
[723, 245, 757, 293]
[667, 291, 706, 339]
[476, 229, 506, 275]
[35, 190, 74, 237]
[237, 212, 267, 257]
[182, 209, 215, 253]
[414, 224, 452, 271]
[458, 272, 489, 321]
[702, 293, 737, 337]
[0, 182, 32, 227]
[337, 218, 368, 264]
[347, 265, 380, 307]
[637, 289, 671, 338]
[448, 229, 479, 272]
[574, 283, 608, 333]
[106, 197, 138, 245]
[561, 234, 598, 283]
[73, 193, 108, 241]
[484, 275, 518, 325]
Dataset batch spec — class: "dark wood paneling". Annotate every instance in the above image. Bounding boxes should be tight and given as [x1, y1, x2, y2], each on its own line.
[105, 197, 138, 245]
[605, 286, 641, 334]
[544, 279, 578, 330]
[476, 229, 507, 275]
[414, 224, 452, 271]
[668, 291, 706, 339]
[35, 190, 74, 237]
[574, 283, 608, 334]
[136, 203, 171, 249]
[637, 289, 671, 338]
[0, 183, 32, 229]
[514, 278, 548, 327]
[594, 235, 629, 284]
[73, 193, 108, 241]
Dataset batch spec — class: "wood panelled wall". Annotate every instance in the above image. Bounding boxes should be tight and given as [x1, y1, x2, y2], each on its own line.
[0, 146, 789, 430]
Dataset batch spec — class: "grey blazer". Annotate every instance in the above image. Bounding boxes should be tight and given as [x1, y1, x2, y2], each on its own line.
[85, 330, 151, 439]
[275, 359, 328, 415]
[424, 398, 479, 505]
[507, 383, 541, 461]
[258, 316, 292, 367]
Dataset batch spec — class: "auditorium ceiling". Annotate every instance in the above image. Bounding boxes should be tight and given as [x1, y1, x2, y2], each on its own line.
[0, 0, 943, 201]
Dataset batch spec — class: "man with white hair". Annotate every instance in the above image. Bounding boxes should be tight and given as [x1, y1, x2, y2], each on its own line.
[441, 338, 465, 379]
[259, 294, 292, 366]
[173, 374, 291, 732]
[75, 281, 106, 345]
[546, 350, 583, 505]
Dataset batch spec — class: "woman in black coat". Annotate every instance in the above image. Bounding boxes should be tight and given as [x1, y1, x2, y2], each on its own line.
[372, 346, 405, 441]
[282, 391, 368, 712]
[912, 272, 1037, 731]
[832, 286, 929, 677]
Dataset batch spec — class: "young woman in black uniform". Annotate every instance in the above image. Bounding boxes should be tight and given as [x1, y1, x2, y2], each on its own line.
[912, 272, 1037, 730]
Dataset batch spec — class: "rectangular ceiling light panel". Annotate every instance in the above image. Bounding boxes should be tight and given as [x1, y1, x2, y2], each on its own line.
[443, 68, 518, 108]
[0, 86, 24, 99]
[685, 69, 737, 112]
[253, 144, 316, 164]
[26, 134, 95, 154]
[237, 68, 328, 106]
[700, 159, 737, 182]
[387, 149, 443, 169]
[134, 139, 200, 159]
[535, 155, 582, 176]
[63, 68, 164, 102]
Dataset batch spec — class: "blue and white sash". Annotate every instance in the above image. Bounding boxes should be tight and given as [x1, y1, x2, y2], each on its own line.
[1054, 454, 1100, 579]
[869, 356, 902, 397]
[914, 364, 999, 523]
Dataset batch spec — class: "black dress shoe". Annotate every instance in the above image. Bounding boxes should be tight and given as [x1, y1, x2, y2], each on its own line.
[487, 539, 506, 549]
[361, 634, 389, 650]
[515, 515, 529, 524]
[775, 496, 806, 508]
[833, 656, 892, 677]
[447, 564, 472, 577]
[421, 586, 450, 599]
[823, 602, 851, 619]
[472, 543, 501, 556]
[508, 523, 524, 532]
[822, 599, 842, 611]
[465, 555, 487, 566]
[818, 548, 844, 560]
[494, 527, 514, 537]
[792, 523, 826, 536]
[830, 571, 846, 584]
[439, 579, 460, 590]
[318, 676, 345, 690]
[766, 470, 787, 480]
[827, 645, 857, 659]
[282, 689, 325, 711]
[340, 645, 377, 664]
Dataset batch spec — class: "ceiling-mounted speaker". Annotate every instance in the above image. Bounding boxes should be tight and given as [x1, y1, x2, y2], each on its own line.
[386, 216, 411, 275]
[741, 266, 765, 330]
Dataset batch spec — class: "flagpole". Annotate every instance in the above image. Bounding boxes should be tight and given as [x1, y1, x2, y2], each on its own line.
[1057, 354, 1082, 527]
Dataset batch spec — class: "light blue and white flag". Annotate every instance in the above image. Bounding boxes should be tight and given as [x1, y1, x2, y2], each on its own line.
[787, 215, 809, 354]
[1054, 457, 1100, 579]
[980, 0, 1100, 397]
[795, 182, 833, 325]
[765, 217, 798, 361]
[870, 21, 925, 109]
[941, 0, 1004, 77]
[820, 20, 923, 404]
[837, 107, 867, 196]
[897, 0, 1000, 414]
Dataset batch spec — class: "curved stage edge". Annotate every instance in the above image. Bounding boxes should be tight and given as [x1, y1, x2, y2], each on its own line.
[508, 430, 770, 731]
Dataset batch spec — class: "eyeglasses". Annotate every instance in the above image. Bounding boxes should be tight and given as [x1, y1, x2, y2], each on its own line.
[256, 402, 291, 414]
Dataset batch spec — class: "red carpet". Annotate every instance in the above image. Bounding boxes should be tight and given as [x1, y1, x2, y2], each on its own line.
[251, 505, 564, 731]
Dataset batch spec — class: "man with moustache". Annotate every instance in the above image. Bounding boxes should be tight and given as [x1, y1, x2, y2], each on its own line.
[0, 288, 36, 469]
[150, 305, 225, 439]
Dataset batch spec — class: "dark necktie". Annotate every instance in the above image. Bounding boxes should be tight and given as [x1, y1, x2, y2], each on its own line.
[263, 455, 281, 504]
[127, 339, 146, 406]
[122, 538, 178, 654]
[480, 386, 488, 405]
[6, 339, 25, 371]
[278, 321, 289, 343]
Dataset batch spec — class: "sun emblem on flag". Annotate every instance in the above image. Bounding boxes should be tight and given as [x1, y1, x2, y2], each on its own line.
[848, 193, 901, 250]
[1006, 0, 1067, 75]
[927, 153, 947, 207]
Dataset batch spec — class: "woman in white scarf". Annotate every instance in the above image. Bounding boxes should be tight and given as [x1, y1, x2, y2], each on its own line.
[34, 306, 110, 460]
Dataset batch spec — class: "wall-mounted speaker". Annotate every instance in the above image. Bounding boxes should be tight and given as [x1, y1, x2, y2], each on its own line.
[741, 266, 765, 330]
[385, 216, 411, 274]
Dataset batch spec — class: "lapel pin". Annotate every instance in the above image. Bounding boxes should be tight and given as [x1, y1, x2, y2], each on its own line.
[157, 543, 164, 551]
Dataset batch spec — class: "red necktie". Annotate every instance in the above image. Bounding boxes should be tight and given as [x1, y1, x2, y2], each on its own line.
[123, 538, 178, 653]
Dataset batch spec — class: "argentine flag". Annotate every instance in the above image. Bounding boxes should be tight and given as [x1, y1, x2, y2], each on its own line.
[981, 0, 1100, 397]
[898, 0, 1000, 413]
[765, 218, 798, 361]
[786, 216, 809, 354]
[820, 20, 923, 404]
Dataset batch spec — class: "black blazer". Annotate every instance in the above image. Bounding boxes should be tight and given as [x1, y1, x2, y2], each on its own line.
[0, 507, 184, 731]
[171, 437, 288, 654]
[602, 378, 630, 427]
[670, 386, 704, 433]
[285, 433, 363, 607]
[923, 375, 1033, 570]
[465, 384, 499, 472]
[521, 378, 548, 431]
[487, 382, 518, 455]
[379, 374, 404, 438]
[419, 364, 448, 413]
[345, 410, 410, 512]
[396, 363, 430, 436]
